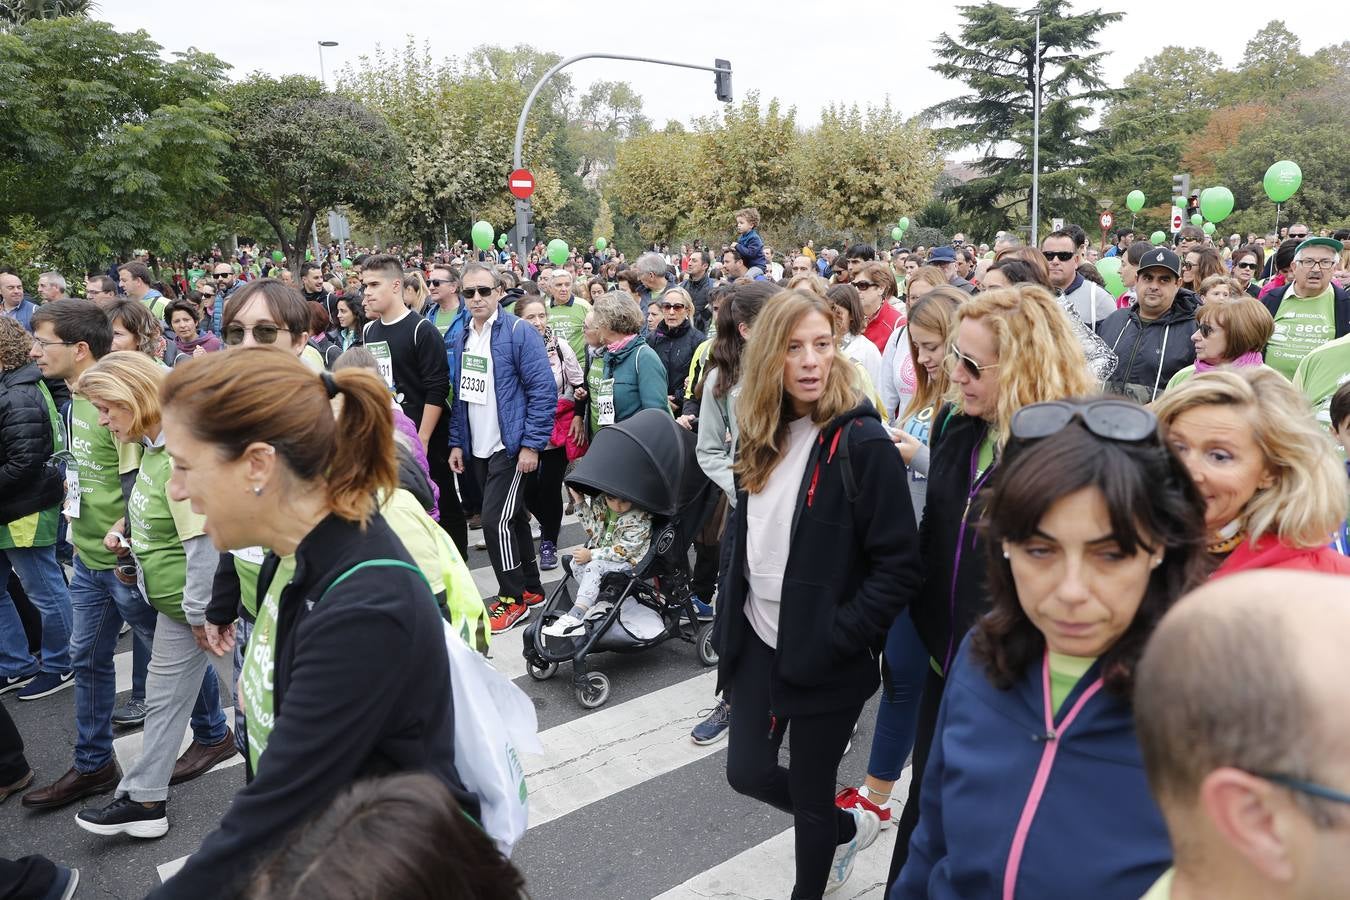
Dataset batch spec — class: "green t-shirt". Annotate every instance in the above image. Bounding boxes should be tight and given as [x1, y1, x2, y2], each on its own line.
[1164, 364, 1196, 394]
[426, 303, 459, 337]
[67, 395, 141, 570]
[549, 300, 589, 364]
[128, 444, 205, 622]
[586, 357, 611, 437]
[1267, 284, 1335, 380]
[1048, 651, 1097, 715]
[1293, 332, 1350, 429]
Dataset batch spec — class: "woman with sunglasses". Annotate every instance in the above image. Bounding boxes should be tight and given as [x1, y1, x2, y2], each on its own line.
[854, 262, 903, 355]
[1182, 248, 1225, 294]
[1163, 295, 1274, 392]
[719, 290, 918, 898]
[220, 280, 325, 371]
[894, 400, 1211, 900]
[648, 287, 706, 416]
[1154, 367, 1350, 576]
[887, 284, 1096, 888]
[1229, 246, 1264, 298]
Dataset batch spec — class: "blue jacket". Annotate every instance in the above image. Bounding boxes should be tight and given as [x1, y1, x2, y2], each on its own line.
[894, 639, 1170, 900]
[425, 302, 471, 396]
[736, 228, 768, 272]
[603, 335, 670, 424]
[449, 312, 555, 457]
[2, 299, 36, 332]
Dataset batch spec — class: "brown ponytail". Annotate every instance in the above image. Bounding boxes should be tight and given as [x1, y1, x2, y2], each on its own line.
[161, 346, 396, 524]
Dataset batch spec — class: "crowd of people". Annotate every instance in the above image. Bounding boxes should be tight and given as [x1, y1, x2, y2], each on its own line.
[1, 204, 1349, 900]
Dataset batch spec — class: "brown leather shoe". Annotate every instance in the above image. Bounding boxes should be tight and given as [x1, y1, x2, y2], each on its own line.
[170, 729, 236, 785]
[22, 762, 119, 810]
[0, 768, 33, 803]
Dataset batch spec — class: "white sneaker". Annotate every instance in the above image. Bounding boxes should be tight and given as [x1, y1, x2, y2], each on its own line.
[541, 613, 585, 638]
[824, 808, 880, 894]
[530, 520, 541, 539]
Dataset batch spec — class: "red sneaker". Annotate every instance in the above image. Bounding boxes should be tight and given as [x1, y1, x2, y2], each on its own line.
[523, 589, 546, 607]
[488, 599, 531, 634]
[835, 786, 894, 829]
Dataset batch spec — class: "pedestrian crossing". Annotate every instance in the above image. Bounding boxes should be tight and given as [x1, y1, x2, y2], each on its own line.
[23, 515, 903, 898]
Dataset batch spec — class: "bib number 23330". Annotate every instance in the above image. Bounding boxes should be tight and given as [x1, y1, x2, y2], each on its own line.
[461, 354, 489, 405]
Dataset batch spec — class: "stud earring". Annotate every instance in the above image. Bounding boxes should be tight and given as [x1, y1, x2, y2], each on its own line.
[1002, 548, 1011, 560]
[252, 486, 264, 497]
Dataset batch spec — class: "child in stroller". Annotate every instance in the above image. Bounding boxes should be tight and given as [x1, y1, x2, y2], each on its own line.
[541, 492, 652, 638]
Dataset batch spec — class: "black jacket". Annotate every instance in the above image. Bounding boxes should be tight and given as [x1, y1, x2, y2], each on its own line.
[1095, 289, 1199, 403]
[908, 408, 994, 674]
[714, 402, 920, 717]
[0, 363, 62, 525]
[649, 319, 706, 410]
[1260, 282, 1350, 340]
[682, 273, 714, 331]
[154, 513, 476, 900]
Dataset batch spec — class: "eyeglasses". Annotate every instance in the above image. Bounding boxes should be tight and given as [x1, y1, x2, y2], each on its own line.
[852, 280, 876, 291]
[1246, 770, 1350, 809]
[1297, 258, 1333, 271]
[1234, 261, 1257, 270]
[223, 323, 290, 345]
[212, 273, 233, 280]
[1196, 323, 1220, 338]
[943, 345, 1000, 381]
[660, 302, 686, 311]
[460, 286, 496, 299]
[1042, 250, 1076, 263]
[426, 279, 456, 288]
[31, 336, 75, 349]
[1010, 399, 1157, 443]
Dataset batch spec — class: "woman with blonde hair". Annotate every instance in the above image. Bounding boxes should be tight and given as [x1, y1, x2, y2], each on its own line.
[402, 270, 428, 311]
[1154, 367, 1350, 576]
[887, 283, 1095, 887]
[718, 289, 919, 897]
[647, 285, 705, 415]
[74, 351, 233, 841]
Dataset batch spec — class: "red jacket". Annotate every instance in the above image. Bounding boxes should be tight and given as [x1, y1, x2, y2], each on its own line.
[863, 302, 904, 355]
[1213, 536, 1350, 578]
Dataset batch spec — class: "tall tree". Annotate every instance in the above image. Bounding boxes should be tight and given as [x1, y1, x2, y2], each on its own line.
[1235, 21, 1326, 101]
[222, 74, 405, 264]
[0, 0, 96, 27]
[611, 130, 695, 244]
[926, 0, 1124, 234]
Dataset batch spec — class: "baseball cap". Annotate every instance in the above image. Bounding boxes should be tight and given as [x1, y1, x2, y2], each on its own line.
[1296, 236, 1344, 255]
[1137, 247, 1181, 277]
[928, 246, 957, 264]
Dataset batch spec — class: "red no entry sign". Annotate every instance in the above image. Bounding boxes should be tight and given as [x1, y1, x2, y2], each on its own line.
[1099, 211, 1114, 231]
[508, 169, 535, 200]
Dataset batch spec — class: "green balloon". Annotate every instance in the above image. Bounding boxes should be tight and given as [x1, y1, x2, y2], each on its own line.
[1199, 186, 1235, 223]
[341, 258, 352, 269]
[1125, 190, 1145, 213]
[891, 227, 903, 241]
[547, 239, 569, 266]
[271, 250, 284, 262]
[1096, 257, 1125, 297]
[1202, 222, 1216, 235]
[1191, 214, 1204, 226]
[471, 220, 494, 251]
[898, 217, 910, 230]
[497, 234, 508, 249]
[1263, 160, 1302, 203]
[595, 237, 608, 252]
[1150, 231, 1166, 245]
[304, 249, 313, 261]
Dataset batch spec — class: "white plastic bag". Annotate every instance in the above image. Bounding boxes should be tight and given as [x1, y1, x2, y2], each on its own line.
[443, 621, 542, 855]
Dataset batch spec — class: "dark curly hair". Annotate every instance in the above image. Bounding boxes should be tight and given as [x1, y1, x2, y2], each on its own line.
[0, 316, 32, 371]
[970, 412, 1212, 698]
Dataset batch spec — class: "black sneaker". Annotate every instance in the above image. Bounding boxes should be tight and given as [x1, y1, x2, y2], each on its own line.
[75, 796, 168, 839]
[111, 697, 148, 727]
[17, 671, 73, 701]
[0, 670, 39, 696]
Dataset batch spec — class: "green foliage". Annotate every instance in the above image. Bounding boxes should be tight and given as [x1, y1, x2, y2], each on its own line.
[0, 214, 71, 281]
[0, 18, 230, 269]
[0, 0, 96, 26]
[611, 130, 696, 243]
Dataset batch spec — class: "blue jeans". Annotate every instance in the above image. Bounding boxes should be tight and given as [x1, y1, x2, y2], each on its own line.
[865, 608, 928, 782]
[0, 545, 73, 676]
[68, 557, 224, 773]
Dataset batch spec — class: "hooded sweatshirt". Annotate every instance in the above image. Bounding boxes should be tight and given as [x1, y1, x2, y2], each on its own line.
[1095, 289, 1199, 404]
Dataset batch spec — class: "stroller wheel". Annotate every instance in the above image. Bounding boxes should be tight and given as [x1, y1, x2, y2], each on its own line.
[696, 622, 719, 667]
[575, 672, 611, 709]
[527, 656, 559, 681]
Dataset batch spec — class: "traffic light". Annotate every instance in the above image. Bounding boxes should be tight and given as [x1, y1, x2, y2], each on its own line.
[714, 59, 732, 103]
[1171, 173, 1190, 206]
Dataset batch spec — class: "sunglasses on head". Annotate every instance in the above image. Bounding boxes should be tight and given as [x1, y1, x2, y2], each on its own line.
[1042, 250, 1076, 262]
[1011, 399, 1156, 443]
[223, 323, 288, 346]
[461, 286, 495, 299]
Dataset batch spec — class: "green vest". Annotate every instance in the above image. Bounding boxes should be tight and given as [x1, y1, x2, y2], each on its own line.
[67, 395, 140, 570]
[128, 444, 205, 622]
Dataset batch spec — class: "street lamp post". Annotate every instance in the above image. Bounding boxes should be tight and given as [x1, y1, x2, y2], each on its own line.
[312, 40, 340, 263]
[317, 40, 339, 89]
[1029, 14, 1041, 246]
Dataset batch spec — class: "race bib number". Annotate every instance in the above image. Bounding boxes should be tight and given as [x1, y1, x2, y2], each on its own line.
[231, 546, 266, 565]
[63, 467, 81, 519]
[461, 354, 489, 405]
[366, 341, 395, 390]
[597, 378, 616, 427]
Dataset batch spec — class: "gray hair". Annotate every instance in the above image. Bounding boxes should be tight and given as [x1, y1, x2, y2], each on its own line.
[39, 271, 66, 292]
[592, 290, 644, 336]
[635, 252, 667, 277]
[459, 262, 500, 289]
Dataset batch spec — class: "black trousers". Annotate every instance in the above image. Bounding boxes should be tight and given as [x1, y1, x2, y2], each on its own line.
[471, 451, 542, 602]
[0, 698, 29, 785]
[428, 442, 468, 560]
[524, 447, 568, 544]
[0, 856, 57, 900]
[725, 633, 861, 900]
[886, 665, 947, 890]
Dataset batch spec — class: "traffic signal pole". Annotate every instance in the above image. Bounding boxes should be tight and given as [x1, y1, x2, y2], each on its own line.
[511, 54, 733, 262]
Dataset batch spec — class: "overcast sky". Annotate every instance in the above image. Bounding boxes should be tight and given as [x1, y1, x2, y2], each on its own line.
[105, 0, 1341, 137]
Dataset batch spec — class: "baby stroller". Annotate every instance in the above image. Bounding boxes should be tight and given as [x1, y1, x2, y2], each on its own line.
[522, 409, 722, 709]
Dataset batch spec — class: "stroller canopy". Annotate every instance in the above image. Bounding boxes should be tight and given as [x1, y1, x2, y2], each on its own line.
[566, 409, 690, 516]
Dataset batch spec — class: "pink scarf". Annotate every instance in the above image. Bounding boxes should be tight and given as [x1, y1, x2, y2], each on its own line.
[1195, 350, 1263, 373]
[606, 333, 638, 354]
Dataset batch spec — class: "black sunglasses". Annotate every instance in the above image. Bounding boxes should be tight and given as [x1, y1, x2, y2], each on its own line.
[223, 323, 287, 345]
[1197, 323, 1218, 338]
[1010, 399, 1157, 443]
[852, 280, 875, 291]
[427, 279, 456, 287]
[660, 302, 685, 311]
[1234, 261, 1257, 270]
[1042, 250, 1076, 262]
[1289, 232, 1309, 239]
[212, 272, 233, 279]
[460, 286, 495, 299]
[944, 345, 1000, 381]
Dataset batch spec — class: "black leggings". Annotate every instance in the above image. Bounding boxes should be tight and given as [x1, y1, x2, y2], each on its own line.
[726, 633, 861, 899]
[524, 446, 568, 544]
[886, 665, 947, 890]
[428, 445, 468, 560]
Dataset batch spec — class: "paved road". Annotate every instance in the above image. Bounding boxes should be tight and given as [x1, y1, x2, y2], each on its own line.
[1, 516, 901, 898]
